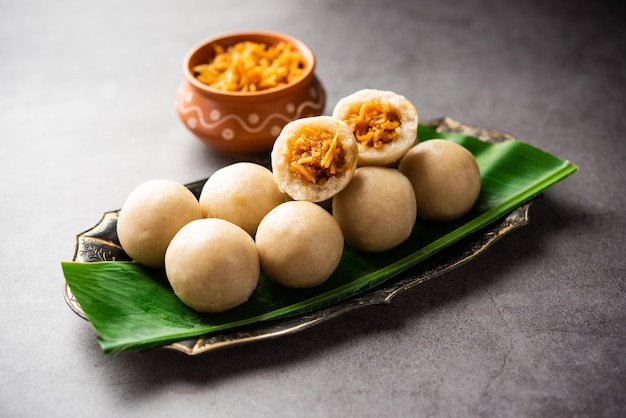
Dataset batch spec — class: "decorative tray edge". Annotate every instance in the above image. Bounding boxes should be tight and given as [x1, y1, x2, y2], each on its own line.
[63, 117, 533, 355]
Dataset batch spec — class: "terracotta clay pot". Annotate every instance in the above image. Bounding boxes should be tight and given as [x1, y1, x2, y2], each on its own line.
[176, 31, 326, 155]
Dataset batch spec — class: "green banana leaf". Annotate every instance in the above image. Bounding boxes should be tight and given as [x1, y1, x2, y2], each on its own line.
[62, 123, 577, 354]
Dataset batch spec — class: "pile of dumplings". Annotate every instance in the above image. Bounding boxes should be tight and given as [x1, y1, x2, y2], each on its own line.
[116, 89, 482, 313]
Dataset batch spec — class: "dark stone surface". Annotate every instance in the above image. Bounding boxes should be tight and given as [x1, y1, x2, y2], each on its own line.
[1, 0, 624, 416]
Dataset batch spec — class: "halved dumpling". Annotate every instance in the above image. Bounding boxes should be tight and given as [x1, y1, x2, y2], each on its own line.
[332, 89, 418, 166]
[271, 115, 358, 203]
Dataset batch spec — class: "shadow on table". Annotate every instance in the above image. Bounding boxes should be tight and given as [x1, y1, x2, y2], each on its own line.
[77, 193, 585, 399]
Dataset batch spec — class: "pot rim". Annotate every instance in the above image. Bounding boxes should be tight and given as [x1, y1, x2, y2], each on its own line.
[183, 31, 317, 100]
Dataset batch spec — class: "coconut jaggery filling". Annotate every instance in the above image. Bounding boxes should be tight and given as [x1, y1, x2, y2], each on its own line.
[344, 101, 400, 149]
[286, 124, 346, 185]
[193, 41, 305, 92]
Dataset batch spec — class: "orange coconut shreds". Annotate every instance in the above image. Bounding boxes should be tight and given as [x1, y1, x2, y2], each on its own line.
[343, 101, 401, 149]
[193, 41, 305, 92]
[286, 124, 346, 185]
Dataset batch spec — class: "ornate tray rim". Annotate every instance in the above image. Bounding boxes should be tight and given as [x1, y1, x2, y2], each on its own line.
[63, 117, 532, 355]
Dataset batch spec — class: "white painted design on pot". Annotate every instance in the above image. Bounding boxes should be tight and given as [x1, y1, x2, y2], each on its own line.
[248, 113, 260, 124]
[177, 86, 325, 137]
[270, 125, 282, 137]
[222, 128, 234, 140]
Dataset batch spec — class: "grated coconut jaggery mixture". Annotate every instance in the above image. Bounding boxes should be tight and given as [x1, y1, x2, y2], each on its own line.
[286, 124, 347, 185]
[344, 101, 400, 149]
[193, 41, 305, 92]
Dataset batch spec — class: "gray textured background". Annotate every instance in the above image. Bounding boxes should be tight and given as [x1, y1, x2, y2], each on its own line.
[1, 0, 624, 416]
